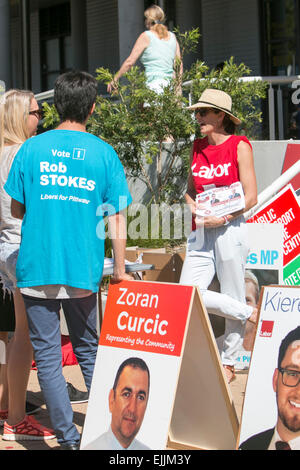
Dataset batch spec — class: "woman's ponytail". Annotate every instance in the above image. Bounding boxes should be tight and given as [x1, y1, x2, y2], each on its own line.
[144, 5, 169, 39]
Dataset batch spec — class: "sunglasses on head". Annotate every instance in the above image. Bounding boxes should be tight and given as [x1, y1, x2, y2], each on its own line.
[29, 109, 43, 120]
[194, 107, 219, 117]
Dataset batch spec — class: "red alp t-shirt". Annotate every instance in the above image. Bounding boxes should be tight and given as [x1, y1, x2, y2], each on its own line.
[190, 135, 252, 230]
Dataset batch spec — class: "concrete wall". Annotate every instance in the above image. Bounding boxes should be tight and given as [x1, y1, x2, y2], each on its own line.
[251, 140, 291, 194]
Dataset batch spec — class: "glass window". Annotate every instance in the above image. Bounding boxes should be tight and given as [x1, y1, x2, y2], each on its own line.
[45, 38, 60, 71]
[263, 0, 300, 75]
[39, 2, 71, 91]
[261, 0, 300, 139]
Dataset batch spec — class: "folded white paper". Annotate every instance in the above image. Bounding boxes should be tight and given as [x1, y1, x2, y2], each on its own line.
[195, 182, 245, 218]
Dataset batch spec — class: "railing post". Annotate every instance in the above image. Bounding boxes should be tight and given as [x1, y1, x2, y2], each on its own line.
[277, 85, 284, 140]
[268, 84, 276, 140]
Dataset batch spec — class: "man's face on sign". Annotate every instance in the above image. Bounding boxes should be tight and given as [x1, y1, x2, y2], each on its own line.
[273, 341, 300, 440]
[109, 365, 149, 448]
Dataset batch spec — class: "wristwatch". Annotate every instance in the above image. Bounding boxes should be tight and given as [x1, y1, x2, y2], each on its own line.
[223, 215, 230, 226]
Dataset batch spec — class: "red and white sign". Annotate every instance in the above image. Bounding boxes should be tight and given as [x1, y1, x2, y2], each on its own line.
[81, 281, 239, 451]
[238, 286, 300, 449]
[259, 321, 274, 338]
[281, 143, 300, 192]
[247, 185, 300, 270]
[81, 281, 194, 450]
[99, 281, 193, 357]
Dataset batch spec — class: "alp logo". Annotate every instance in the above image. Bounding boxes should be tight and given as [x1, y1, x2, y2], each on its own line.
[259, 321, 274, 338]
[191, 162, 232, 179]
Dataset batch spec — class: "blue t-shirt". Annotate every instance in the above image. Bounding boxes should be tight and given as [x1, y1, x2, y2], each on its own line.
[4, 130, 132, 292]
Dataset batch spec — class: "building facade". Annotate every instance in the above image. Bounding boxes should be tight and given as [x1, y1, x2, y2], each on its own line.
[1, 0, 300, 138]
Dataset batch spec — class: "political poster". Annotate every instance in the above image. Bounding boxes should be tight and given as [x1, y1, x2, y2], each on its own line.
[281, 144, 300, 193]
[237, 286, 300, 450]
[80, 281, 194, 450]
[246, 222, 283, 281]
[247, 184, 300, 286]
[81, 280, 239, 450]
[230, 223, 284, 370]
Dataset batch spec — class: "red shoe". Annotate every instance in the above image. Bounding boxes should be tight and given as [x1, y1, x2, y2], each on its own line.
[3, 415, 56, 441]
[223, 364, 236, 384]
[0, 409, 8, 427]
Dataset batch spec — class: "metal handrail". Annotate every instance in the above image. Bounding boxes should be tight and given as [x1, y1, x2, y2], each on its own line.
[35, 89, 54, 101]
[183, 75, 300, 87]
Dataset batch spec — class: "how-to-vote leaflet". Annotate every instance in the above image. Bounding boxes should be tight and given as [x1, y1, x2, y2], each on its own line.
[196, 182, 245, 217]
[237, 285, 300, 449]
[81, 280, 239, 450]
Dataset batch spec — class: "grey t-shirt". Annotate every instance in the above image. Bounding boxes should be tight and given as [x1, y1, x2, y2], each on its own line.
[0, 144, 22, 244]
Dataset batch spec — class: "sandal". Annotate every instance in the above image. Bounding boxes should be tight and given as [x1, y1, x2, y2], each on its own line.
[223, 365, 236, 384]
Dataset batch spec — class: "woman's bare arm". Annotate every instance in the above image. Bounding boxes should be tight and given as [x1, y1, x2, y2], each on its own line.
[107, 33, 150, 93]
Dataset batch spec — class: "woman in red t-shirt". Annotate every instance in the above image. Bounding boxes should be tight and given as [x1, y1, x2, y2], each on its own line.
[180, 89, 258, 383]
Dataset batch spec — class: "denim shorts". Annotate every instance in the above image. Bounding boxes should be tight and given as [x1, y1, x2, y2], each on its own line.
[0, 241, 19, 294]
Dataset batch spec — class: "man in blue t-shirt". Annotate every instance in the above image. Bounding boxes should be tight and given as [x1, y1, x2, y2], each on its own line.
[5, 71, 132, 449]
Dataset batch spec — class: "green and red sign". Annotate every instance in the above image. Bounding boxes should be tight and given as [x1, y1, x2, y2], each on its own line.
[247, 185, 300, 286]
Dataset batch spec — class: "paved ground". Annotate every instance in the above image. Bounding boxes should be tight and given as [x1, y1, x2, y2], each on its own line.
[0, 364, 248, 451]
[0, 365, 87, 451]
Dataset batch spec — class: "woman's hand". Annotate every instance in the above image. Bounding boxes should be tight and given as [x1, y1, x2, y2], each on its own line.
[107, 80, 117, 94]
[110, 271, 133, 283]
[107, 32, 149, 95]
[198, 215, 225, 229]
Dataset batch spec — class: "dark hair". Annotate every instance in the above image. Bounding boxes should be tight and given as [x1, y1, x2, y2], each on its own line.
[113, 357, 150, 394]
[212, 109, 237, 134]
[54, 71, 98, 124]
[222, 113, 237, 134]
[277, 326, 300, 369]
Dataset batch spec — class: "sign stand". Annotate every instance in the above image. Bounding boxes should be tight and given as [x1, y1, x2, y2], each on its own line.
[168, 288, 239, 450]
[81, 280, 239, 451]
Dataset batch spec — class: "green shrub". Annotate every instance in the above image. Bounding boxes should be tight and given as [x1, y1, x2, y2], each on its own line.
[42, 29, 267, 248]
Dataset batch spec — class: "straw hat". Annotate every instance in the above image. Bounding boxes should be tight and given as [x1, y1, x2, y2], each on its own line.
[188, 88, 241, 125]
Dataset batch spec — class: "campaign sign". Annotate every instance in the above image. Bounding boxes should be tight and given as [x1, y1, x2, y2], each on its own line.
[247, 185, 300, 286]
[81, 281, 193, 450]
[99, 281, 192, 357]
[231, 224, 283, 370]
[237, 286, 300, 450]
[246, 223, 283, 275]
[81, 280, 239, 450]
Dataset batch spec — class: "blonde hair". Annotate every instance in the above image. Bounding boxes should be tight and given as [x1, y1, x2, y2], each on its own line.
[0, 89, 34, 155]
[144, 5, 168, 39]
[245, 270, 260, 303]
